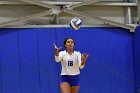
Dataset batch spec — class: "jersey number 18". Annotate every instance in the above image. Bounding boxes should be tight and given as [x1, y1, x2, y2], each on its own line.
[68, 61, 73, 66]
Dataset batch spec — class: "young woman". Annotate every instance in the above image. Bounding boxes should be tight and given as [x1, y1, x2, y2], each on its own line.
[53, 38, 89, 93]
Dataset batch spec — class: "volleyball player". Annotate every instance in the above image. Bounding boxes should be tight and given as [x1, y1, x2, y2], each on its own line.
[53, 38, 89, 93]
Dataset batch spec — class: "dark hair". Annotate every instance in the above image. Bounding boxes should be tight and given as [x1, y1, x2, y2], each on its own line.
[63, 38, 75, 48]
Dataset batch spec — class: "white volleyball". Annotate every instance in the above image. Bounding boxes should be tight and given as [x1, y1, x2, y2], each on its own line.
[70, 17, 82, 30]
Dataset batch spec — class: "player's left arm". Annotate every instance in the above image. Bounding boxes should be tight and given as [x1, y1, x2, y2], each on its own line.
[78, 52, 89, 69]
[81, 53, 89, 66]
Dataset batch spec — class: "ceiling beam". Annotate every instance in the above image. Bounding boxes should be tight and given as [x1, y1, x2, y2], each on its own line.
[65, 0, 100, 9]
[20, 0, 61, 15]
[0, 1, 137, 6]
[63, 9, 135, 31]
[138, 0, 140, 24]
[0, 10, 52, 27]
[0, 1, 28, 4]
[53, 13, 60, 24]
[20, 0, 60, 9]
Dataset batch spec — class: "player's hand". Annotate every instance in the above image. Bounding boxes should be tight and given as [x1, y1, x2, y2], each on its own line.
[82, 53, 89, 62]
[53, 43, 62, 51]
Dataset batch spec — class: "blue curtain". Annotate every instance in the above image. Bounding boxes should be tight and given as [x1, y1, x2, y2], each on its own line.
[134, 26, 140, 93]
[0, 27, 135, 93]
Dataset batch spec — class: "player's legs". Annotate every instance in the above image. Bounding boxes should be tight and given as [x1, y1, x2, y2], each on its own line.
[59, 75, 80, 93]
[71, 86, 80, 93]
[60, 82, 71, 93]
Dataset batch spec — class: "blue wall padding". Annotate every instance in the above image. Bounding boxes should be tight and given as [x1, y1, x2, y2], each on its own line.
[134, 26, 140, 93]
[0, 27, 135, 93]
[107, 28, 134, 93]
[37, 28, 59, 93]
[18, 28, 41, 93]
[0, 29, 21, 93]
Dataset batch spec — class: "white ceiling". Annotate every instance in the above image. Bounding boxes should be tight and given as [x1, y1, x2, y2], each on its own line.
[0, 0, 137, 31]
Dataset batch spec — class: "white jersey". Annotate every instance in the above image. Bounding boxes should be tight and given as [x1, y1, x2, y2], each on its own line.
[55, 50, 84, 75]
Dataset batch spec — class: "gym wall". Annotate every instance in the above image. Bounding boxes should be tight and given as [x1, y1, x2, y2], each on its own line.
[134, 26, 140, 93]
[0, 27, 135, 93]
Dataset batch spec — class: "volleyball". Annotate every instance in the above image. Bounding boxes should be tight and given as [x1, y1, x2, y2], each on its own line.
[70, 17, 82, 30]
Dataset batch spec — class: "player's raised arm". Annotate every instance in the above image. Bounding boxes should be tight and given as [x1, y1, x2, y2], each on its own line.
[53, 43, 61, 56]
[53, 43, 62, 62]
